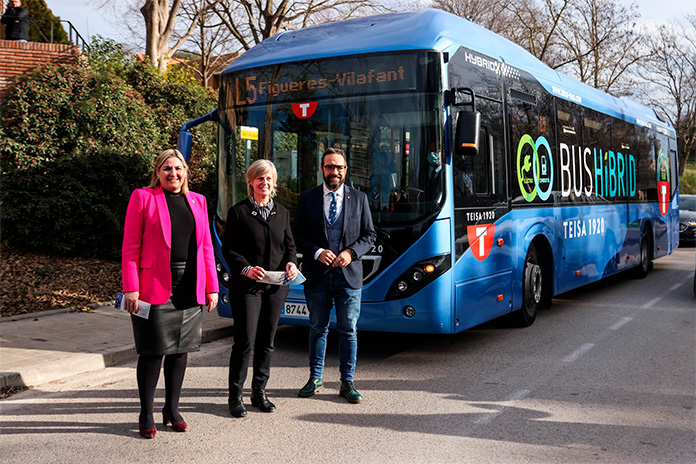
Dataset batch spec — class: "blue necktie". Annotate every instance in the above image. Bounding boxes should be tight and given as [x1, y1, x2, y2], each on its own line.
[328, 192, 337, 225]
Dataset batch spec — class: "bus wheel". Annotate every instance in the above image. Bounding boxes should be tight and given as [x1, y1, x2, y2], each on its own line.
[632, 229, 652, 279]
[515, 244, 541, 327]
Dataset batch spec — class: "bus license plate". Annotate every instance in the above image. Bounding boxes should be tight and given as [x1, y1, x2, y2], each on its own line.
[283, 303, 309, 318]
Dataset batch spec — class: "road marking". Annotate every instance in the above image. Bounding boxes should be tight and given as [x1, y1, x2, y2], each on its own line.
[641, 297, 662, 308]
[473, 389, 531, 425]
[669, 282, 683, 291]
[608, 316, 633, 331]
[563, 343, 594, 363]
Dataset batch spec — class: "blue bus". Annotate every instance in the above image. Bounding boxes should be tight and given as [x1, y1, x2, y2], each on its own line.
[178, 9, 680, 334]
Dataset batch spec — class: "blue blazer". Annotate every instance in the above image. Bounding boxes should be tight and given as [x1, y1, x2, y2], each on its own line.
[292, 185, 376, 289]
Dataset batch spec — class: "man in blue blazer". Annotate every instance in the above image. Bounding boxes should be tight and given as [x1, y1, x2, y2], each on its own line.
[293, 148, 376, 403]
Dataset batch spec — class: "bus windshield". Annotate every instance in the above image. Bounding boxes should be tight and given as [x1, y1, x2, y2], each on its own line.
[217, 51, 443, 227]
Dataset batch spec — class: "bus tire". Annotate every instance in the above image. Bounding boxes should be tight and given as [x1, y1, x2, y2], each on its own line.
[632, 228, 652, 279]
[514, 243, 542, 327]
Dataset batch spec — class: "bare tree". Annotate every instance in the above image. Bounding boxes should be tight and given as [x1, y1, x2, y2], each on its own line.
[431, 0, 516, 33]
[498, 0, 569, 65]
[433, 0, 578, 68]
[431, 0, 492, 20]
[435, 0, 645, 95]
[210, 0, 387, 52]
[639, 15, 696, 174]
[553, 0, 645, 95]
[140, 0, 221, 72]
[177, 0, 238, 87]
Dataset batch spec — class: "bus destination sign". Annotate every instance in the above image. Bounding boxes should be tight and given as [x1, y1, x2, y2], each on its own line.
[226, 55, 419, 107]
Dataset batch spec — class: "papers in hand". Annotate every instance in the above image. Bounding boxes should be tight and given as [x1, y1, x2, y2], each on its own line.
[115, 292, 151, 319]
[257, 270, 306, 286]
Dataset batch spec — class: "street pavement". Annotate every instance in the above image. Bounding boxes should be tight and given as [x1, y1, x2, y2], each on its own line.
[0, 304, 234, 388]
[0, 249, 694, 463]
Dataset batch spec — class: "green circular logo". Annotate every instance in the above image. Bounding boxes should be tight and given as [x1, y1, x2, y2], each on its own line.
[516, 134, 554, 202]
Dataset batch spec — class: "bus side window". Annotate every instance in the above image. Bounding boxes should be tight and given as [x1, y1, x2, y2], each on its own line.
[670, 148, 678, 198]
[473, 127, 490, 196]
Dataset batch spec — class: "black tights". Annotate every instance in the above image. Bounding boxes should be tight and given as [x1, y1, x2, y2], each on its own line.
[136, 353, 188, 428]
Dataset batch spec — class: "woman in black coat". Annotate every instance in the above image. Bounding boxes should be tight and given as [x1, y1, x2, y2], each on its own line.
[221, 159, 297, 417]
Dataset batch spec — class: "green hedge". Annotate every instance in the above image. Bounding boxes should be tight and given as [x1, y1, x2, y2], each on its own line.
[0, 39, 217, 259]
[1, 149, 150, 259]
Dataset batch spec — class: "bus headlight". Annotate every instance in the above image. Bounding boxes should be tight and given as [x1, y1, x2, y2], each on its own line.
[386, 254, 451, 301]
[403, 305, 416, 318]
[411, 270, 423, 282]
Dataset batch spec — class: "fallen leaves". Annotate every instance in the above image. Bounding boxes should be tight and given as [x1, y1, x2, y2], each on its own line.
[0, 242, 121, 317]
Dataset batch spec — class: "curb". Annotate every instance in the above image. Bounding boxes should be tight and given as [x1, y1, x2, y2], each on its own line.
[0, 310, 234, 389]
[0, 300, 116, 323]
[0, 307, 75, 323]
[0, 348, 136, 389]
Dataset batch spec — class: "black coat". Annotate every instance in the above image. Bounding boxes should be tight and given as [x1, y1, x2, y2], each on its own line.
[222, 198, 296, 293]
[1, 6, 29, 41]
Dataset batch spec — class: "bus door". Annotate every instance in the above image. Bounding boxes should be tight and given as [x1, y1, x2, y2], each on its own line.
[450, 95, 511, 330]
[668, 139, 679, 251]
[654, 132, 674, 257]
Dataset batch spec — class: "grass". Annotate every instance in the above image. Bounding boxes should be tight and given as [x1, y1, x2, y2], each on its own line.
[681, 158, 696, 194]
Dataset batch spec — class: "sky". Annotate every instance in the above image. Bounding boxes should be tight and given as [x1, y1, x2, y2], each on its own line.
[42, 0, 695, 46]
[44, 1, 122, 43]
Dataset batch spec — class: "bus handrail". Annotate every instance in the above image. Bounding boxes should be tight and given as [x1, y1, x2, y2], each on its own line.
[177, 108, 219, 162]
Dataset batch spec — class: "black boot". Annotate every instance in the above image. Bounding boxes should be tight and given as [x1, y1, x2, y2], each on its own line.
[228, 396, 247, 418]
[250, 389, 276, 413]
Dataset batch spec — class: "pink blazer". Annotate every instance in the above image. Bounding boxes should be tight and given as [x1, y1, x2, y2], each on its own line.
[122, 185, 219, 305]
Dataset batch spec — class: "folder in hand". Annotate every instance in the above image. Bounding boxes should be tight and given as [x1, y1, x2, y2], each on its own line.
[115, 292, 151, 319]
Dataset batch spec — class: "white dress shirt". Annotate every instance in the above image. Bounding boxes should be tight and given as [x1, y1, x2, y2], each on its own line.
[314, 183, 346, 260]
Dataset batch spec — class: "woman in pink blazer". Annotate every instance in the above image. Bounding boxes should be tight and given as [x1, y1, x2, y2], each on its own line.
[122, 149, 218, 439]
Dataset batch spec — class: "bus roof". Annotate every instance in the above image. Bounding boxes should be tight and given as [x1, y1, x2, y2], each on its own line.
[222, 9, 673, 135]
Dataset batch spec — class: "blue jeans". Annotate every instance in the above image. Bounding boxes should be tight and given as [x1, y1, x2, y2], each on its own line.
[304, 272, 361, 381]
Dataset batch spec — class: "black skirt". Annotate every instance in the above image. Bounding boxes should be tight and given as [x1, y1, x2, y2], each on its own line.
[131, 262, 202, 355]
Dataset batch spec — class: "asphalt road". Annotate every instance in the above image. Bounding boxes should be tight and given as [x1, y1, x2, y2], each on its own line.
[2, 248, 694, 463]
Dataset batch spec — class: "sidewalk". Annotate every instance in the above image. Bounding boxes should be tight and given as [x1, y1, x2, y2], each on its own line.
[0, 305, 234, 388]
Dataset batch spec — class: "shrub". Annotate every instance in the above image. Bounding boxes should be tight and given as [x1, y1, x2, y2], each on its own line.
[0, 38, 217, 258]
[0, 63, 164, 168]
[1, 149, 150, 258]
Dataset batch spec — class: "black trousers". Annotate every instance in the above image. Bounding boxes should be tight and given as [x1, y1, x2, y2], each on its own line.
[228, 285, 289, 398]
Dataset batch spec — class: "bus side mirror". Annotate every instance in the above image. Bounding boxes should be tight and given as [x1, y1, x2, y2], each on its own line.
[177, 131, 193, 162]
[455, 111, 481, 157]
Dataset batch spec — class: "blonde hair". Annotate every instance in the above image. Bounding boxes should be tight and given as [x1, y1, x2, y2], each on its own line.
[147, 149, 190, 194]
[246, 159, 278, 198]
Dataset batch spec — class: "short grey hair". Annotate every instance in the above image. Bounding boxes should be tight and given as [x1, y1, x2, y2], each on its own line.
[246, 159, 278, 198]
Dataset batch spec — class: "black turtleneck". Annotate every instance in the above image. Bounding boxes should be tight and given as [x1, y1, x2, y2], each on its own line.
[162, 189, 196, 263]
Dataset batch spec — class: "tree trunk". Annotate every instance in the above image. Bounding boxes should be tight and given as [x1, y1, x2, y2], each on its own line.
[141, 0, 162, 68]
[140, 0, 183, 72]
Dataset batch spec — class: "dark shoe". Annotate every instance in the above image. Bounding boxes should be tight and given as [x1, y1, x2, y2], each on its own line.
[138, 420, 157, 439]
[228, 396, 247, 418]
[298, 378, 324, 398]
[339, 381, 363, 404]
[162, 407, 188, 432]
[251, 389, 276, 413]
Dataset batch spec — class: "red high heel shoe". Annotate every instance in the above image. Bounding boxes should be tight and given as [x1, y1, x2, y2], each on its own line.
[162, 407, 188, 432]
[139, 420, 157, 439]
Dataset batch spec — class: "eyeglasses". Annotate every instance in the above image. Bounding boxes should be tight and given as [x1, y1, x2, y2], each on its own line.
[323, 164, 347, 171]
